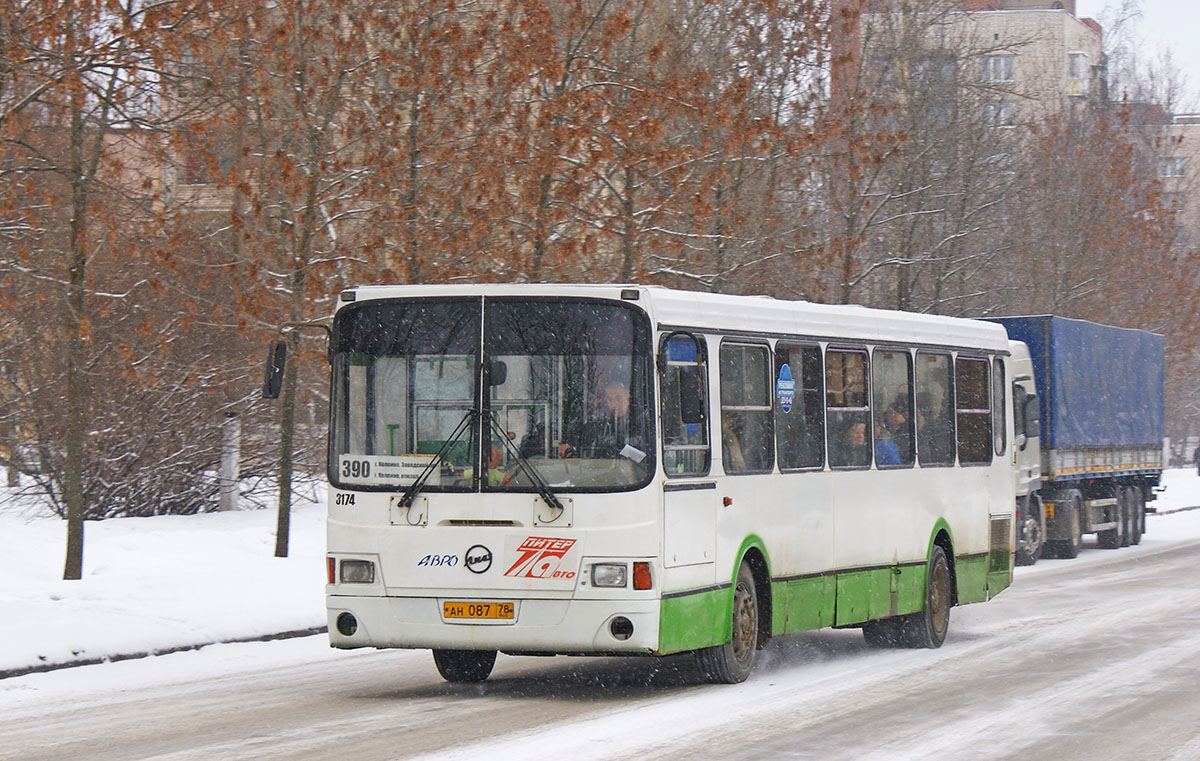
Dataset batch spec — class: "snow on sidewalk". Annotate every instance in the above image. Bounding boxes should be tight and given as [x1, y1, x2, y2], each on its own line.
[2, 469, 1200, 679]
[0, 486, 328, 677]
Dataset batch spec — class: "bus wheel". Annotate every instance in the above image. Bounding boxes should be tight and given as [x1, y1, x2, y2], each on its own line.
[432, 649, 497, 683]
[901, 545, 951, 649]
[863, 617, 905, 647]
[696, 562, 758, 683]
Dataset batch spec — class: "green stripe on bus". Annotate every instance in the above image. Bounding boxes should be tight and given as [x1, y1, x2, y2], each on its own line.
[659, 587, 729, 654]
[954, 554, 989, 605]
[832, 565, 925, 627]
[773, 575, 836, 633]
[659, 550, 993, 654]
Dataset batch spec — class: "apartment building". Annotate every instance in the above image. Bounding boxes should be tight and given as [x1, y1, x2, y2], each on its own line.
[832, 0, 1104, 125]
[1160, 114, 1200, 240]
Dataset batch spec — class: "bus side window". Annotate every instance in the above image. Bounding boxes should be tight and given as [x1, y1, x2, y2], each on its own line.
[955, 356, 992, 465]
[992, 359, 1006, 456]
[916, 352, 955, 466]
[871, 348, 914, 468]
[775, 343, 824, 470]
[660, 334, 711, 477]
[720, 342, 775, 474]
[826, 348, 871, 469]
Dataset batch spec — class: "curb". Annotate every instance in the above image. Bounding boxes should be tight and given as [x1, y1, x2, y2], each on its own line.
[0, 626, 327, 681]
[1151, 505, 1200, 515]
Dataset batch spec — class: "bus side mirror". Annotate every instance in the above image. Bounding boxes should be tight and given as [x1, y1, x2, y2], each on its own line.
[678, 366, 705, 425]
[262, 340, 287, 399]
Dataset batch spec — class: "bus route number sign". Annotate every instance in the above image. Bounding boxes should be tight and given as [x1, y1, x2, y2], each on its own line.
[442, 601, 514, 620]
[777, 363, 795, 414]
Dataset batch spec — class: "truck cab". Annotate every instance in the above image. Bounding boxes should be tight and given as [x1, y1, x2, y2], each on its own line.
[1009, 340, 1044, 564]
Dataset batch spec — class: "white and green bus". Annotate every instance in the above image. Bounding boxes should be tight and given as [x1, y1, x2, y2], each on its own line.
[277, 284, 1015, 683]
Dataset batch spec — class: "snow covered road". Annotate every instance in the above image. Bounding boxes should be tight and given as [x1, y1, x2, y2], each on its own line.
[3, 509, 1200, 761]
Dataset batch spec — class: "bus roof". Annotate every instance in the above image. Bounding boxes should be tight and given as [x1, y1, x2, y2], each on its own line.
[340, 283, 1010, 353]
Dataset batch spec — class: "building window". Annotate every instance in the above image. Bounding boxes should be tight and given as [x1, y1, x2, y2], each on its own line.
[981, 54, 1014, 83]
[983, 102, 1015, 127]
[1162, 157, 1188, 177]
[1163, 192, 1186, 212]
[1068, 52, 1089, 95]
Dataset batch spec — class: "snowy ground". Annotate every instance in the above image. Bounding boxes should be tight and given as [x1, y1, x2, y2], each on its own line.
[0, 481, 329, 678]
[2, 469, 1200, 683]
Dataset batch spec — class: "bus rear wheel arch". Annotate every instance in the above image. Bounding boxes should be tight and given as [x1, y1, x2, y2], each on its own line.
[902, 544, 952, 648]
[863, 542, 953, 649]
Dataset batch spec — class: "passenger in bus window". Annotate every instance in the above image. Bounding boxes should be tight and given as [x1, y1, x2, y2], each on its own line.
[884, 397, 912, 462]
[722, 416, 747, 471]
[558, 381, 642, 461]
[874, 421, 901, 466]
[840, 421, 871, 467]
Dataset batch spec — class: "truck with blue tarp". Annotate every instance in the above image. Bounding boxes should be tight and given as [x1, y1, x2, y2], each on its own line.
[989, 316, 1164, 563]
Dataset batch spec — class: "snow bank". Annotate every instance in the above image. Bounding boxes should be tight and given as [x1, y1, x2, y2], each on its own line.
[0, 483, 327, 676]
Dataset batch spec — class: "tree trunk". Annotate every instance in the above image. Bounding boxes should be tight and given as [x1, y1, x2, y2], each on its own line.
[219, 413, 241, 511]
[274, 328, 298, 557]
[63, 80, 87, 581]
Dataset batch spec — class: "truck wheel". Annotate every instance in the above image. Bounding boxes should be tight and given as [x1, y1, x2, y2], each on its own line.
[1119, 487, 1134, 547]
[1130, 487, 1144, 545]
[1097, 489, 1125, 549]
[899, 545, 951, 649]
[696, 562, 759, 683]
[432, 649, 497, 682]
[1048, 492, 1083, 559]
[1015, 496, 1044, 566]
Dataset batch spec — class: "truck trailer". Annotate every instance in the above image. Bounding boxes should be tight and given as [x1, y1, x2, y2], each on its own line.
[991, 316, 1164, 564]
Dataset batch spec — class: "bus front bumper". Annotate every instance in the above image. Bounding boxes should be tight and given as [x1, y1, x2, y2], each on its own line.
[327, 594, 661, 654]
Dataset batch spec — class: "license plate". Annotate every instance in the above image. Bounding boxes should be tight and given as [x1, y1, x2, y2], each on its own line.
[443, 601, 514, 620]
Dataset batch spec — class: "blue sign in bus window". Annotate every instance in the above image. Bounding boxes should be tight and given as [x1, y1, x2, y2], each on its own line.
[777, 364, 795, 413]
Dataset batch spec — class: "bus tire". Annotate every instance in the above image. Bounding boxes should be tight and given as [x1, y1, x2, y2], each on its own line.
[696, 562, 758, 683]
[432, 649, 497, 683]
[863, 617, 905, 648]
[900, 545, 951, 649]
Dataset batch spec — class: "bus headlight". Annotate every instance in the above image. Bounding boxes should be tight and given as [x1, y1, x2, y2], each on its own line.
[590, 563, 628, 588]
[340, 559, 375, 583]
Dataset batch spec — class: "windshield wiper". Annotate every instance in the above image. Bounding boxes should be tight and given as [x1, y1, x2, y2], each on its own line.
[487, 412, 565, 520]
[398, 408, 477, 508]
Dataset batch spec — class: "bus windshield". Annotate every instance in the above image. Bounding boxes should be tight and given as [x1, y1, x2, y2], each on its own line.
[329, 297, 654, 492]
